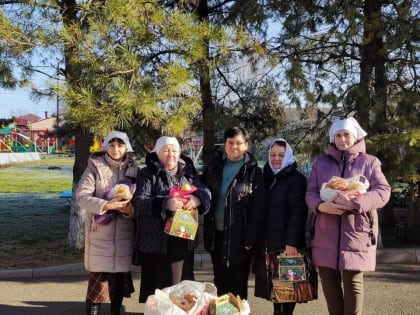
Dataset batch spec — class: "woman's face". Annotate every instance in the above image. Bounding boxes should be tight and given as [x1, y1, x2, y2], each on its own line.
[334, 129, 356, 150]
[157, 144, 179, 170]
[270, 143, 286, 169]
[106, 139, 127, 161]
[225, 134, 248, 161]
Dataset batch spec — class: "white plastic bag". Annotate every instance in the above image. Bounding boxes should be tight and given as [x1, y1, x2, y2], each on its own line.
[320, 175, 369, 201]
[144, 280, 217, 315]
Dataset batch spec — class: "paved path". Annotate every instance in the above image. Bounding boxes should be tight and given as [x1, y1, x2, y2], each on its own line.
[1, 263, 419, 314]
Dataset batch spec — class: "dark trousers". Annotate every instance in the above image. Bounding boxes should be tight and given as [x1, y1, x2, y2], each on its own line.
[274, 302, 296, 315]
[181, 249, 195, 281]
[211, 231, 251, 299]
[138, 253, 172, 303]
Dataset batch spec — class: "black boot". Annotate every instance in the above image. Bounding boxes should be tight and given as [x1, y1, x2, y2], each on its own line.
[110, 294, 123, 315]
[274, 302, 295, 315]
[86, 302, 101, 315]
[111, 301, 122, 315]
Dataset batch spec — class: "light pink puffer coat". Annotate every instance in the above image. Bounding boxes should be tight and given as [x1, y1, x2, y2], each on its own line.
[305, 140, 391, 271]
[76, 152, 138, 273]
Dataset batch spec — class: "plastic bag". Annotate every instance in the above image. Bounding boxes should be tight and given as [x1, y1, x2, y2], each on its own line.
[320, 175, 369, 201]
[169, 184, 198, 205]
[165, 184, 199, 240]
[144, 280, 217, 315]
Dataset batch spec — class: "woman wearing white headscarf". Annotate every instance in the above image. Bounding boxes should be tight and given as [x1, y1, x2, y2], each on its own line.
[132, 136, 211, 303]
[305, 117, 391, 315]
[254, 138, 308, 315]
[77, 130, 138, 315]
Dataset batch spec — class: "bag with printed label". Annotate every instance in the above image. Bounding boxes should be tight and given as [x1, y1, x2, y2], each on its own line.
[265, 250, 318, 303]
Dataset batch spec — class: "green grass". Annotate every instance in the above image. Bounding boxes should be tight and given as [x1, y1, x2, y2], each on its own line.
[0, 157, 73, 193]
[0, 157, 84, 269]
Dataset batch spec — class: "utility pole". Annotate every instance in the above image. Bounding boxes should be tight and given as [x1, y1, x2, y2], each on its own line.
[56, 61, 60, 151]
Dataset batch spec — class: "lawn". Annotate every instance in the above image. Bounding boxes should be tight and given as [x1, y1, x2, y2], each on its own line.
[0, 156, 73, 192]
[0, 157, 84, 269]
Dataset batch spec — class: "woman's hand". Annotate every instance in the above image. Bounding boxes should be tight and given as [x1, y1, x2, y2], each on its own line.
[285, 245, 299, 256]
[165, 197, 184, 212]
[119, 202, 133, 215]
[318, 194, 353, 215]
[103, 198, 131, 213]
[335, 192, 357, 208]
[182, 195, 201, 210]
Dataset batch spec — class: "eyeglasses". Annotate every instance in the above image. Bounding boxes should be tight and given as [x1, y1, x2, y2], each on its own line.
[226, 141, 246, 147]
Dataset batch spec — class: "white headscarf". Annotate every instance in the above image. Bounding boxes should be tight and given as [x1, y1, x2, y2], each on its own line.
[329, 117, 368, 143]
[268, 138, 296, 174]
[152, 136, 181, 157]
[102, 130, 133, 152]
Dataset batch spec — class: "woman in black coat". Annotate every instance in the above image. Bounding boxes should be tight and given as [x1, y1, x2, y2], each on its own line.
[201, 127, 265, 299]
[132, 136, 211, 303]
[254, 138, 308, 315]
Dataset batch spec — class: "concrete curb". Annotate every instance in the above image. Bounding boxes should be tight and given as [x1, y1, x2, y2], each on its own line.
[0, 253, 213, 280]
[0, 249, 418, 280]
[376, 247, 419, 264]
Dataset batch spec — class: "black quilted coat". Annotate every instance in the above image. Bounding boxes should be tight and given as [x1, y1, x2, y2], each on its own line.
[201, 151, 265, 265]
[133, 153, 211, 255]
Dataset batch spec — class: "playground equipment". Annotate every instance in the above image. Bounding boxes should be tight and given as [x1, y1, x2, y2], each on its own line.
[0, 128, 44, 153]
[185, 137, 204, 164]
[0, 126, 47, 164]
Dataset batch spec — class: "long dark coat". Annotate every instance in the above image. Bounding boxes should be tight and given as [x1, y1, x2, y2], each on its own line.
[254, 161, 308, 299]
[201, 151, 265, 265]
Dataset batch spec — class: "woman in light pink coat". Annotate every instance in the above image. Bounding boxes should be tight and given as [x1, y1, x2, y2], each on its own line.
[77, 130, 138, 315]
[305, 117, 391, 315]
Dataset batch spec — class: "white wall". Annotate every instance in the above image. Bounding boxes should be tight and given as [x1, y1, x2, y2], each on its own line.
[0, 152, 41, 165]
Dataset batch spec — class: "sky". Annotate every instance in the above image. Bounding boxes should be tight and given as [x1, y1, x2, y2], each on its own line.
[0, 86, 58, 119]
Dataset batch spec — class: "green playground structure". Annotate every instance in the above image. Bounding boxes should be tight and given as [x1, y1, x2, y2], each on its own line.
[0, 126, 46, 160]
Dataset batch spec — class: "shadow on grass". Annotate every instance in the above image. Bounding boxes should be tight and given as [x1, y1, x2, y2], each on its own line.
[0, 192, 83, 269]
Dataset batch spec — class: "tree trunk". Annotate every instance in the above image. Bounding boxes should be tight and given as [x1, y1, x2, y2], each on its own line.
[200, 60, 215, 165]
[67, 190, 86, 249]
[67, 126, 91, 248]
[196, 0, 215, 165]
[357, 0, 381, 128]
[59, 0, 91, 248]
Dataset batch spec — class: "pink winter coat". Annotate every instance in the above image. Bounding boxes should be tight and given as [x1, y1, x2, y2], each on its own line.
[76, 152, 138, 273]
[305, 139, 391, 271]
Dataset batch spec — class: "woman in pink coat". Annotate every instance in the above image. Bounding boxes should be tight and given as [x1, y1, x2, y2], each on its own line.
[305, 117, 391, 315]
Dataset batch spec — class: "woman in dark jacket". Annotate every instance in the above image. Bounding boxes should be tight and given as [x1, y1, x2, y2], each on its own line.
[132, 136, 211, 303]
[254, 138, 308, 315]
[201, 127, 265, 299]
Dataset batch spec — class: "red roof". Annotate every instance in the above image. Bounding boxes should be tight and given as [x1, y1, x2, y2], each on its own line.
[15, 114, 43, 126]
